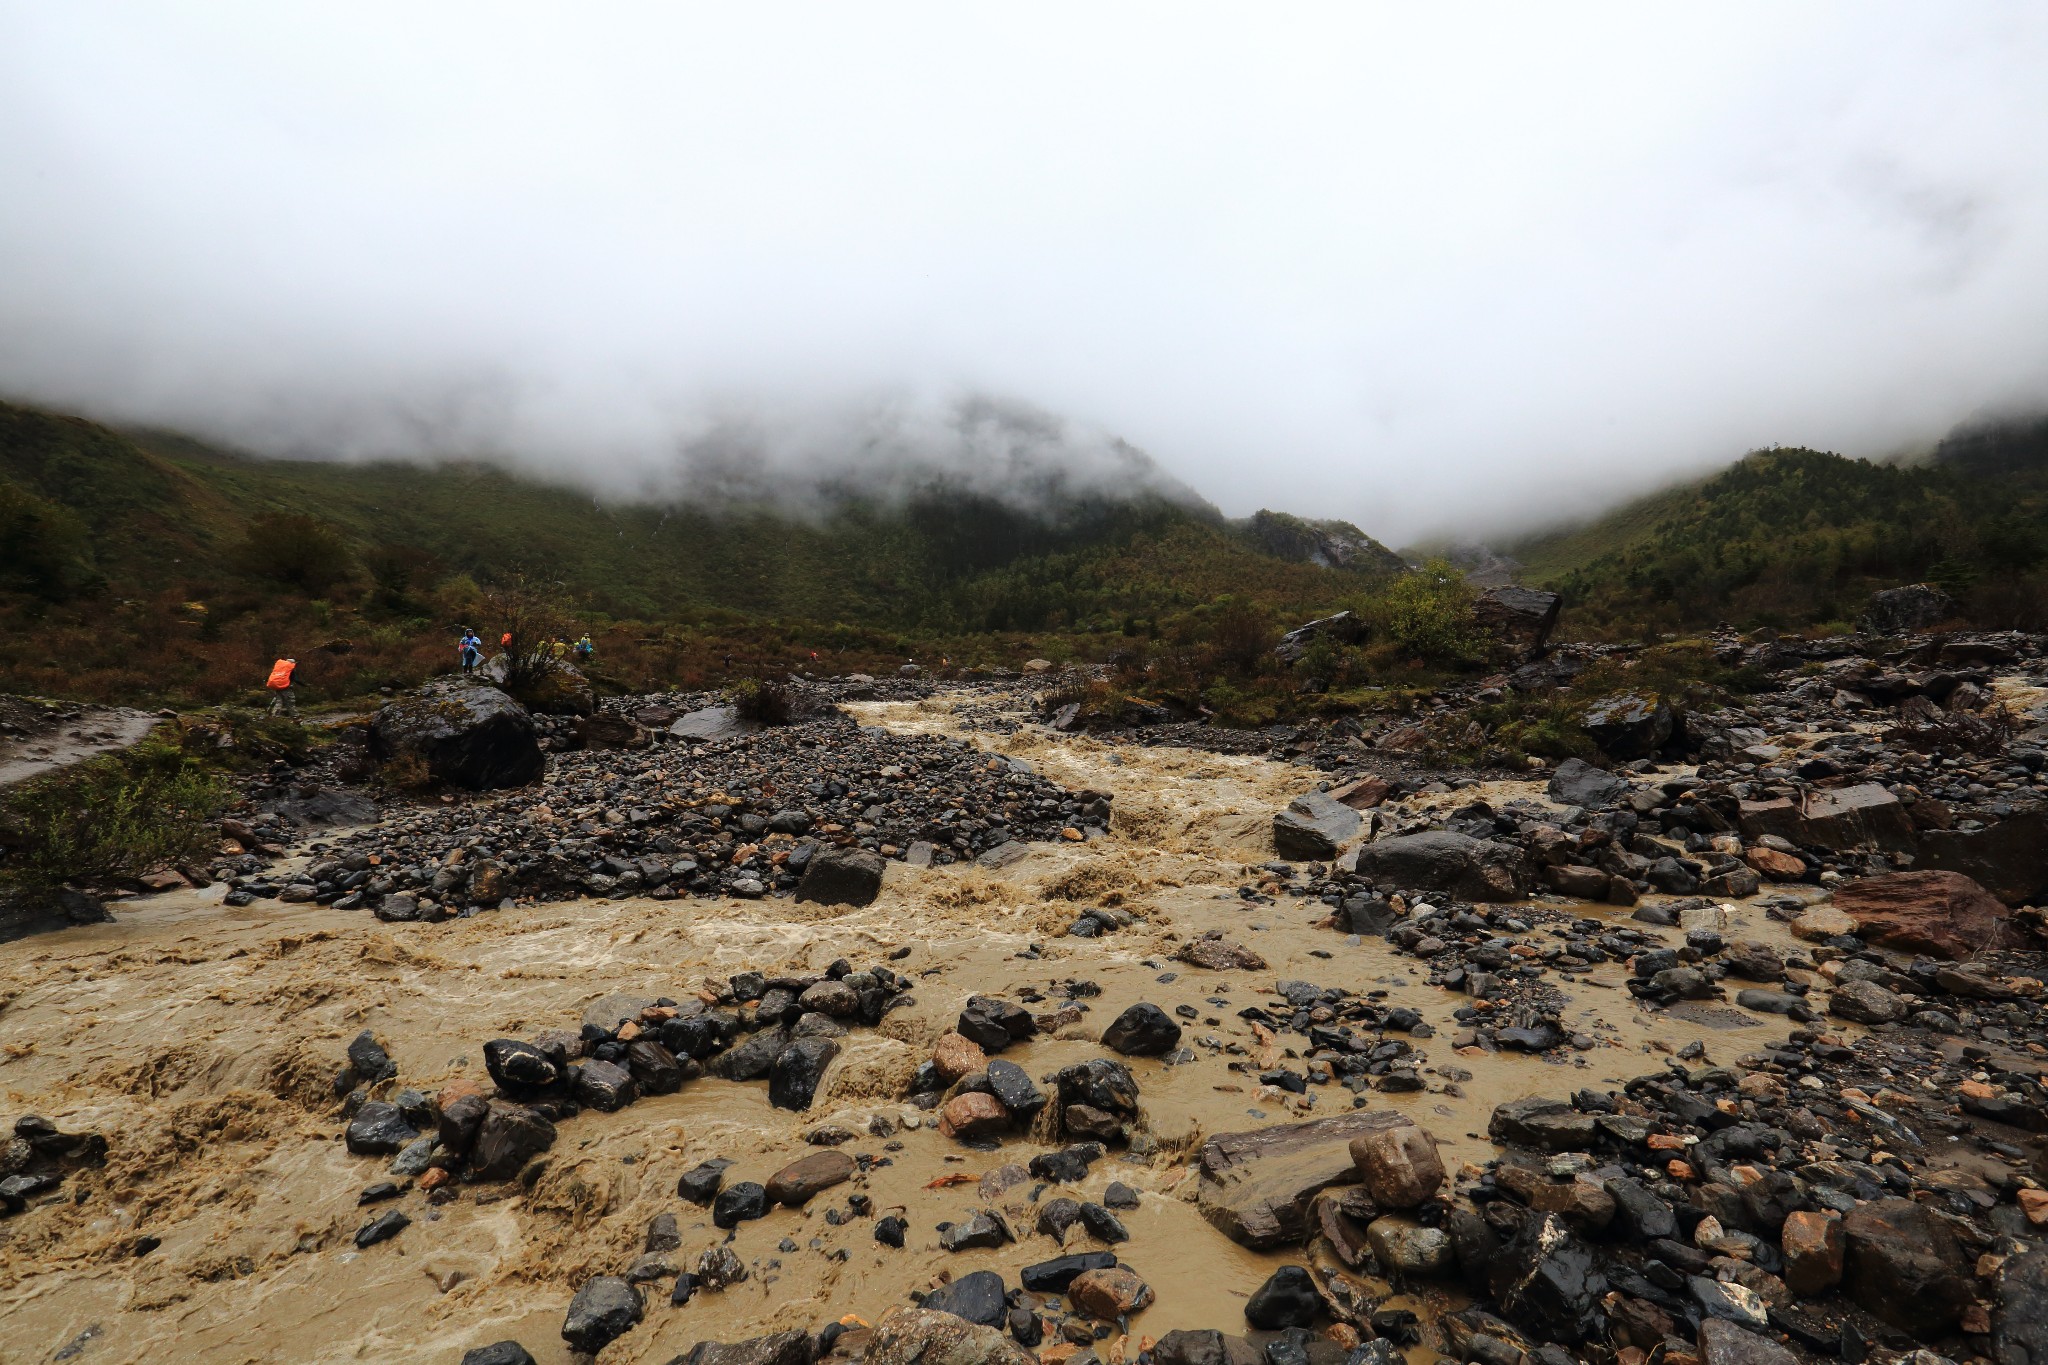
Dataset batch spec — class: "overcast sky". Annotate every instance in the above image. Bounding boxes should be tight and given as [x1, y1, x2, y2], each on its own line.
[3, 4, 2047, 541]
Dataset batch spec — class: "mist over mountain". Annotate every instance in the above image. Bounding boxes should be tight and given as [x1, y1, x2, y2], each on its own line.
[5, 8, 2048, 542]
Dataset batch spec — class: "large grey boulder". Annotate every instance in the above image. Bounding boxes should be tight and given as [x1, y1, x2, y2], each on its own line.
[1863, 583, 1956, 634]
[1474, 586, 1562, 661]
[369, 680, 542, 789]
[1580, 692, 1673, 760]
[1272, 789, 1363, 860]
[1354, 829, 1530, 900]
[795, 846, 885, 907]
[1274, 610, 1368, 664]
[1546, 758, 1624, 809]
[1196, 1110, 1408, 1248]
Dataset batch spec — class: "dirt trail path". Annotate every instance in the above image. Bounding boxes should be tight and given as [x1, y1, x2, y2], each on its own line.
[0, 706, 160, 790]
[0, 692, 1819, 1365]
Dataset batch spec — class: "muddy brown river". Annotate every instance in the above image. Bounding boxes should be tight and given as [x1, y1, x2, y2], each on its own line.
[0, 694, 1823, 1364]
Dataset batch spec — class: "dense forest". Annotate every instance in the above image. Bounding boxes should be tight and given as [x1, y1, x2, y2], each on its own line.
[1509, 417, 2048, 634]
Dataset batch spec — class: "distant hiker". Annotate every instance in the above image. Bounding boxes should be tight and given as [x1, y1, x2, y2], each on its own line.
[574, 634, 594, 662]
[500, 631, 513, 650]
[551, 638, 568, 659]
[266, 657, 298, 717]
[723, 653, 734, 670]
[458, 630, 483, 674]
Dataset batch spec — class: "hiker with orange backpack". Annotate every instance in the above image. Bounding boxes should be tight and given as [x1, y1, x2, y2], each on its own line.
[266, 657, 298, 717]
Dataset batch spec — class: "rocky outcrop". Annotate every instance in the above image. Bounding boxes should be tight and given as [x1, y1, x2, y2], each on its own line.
[1917, 804, 2048, 906]
[1580, 692, 1673, 760]
[1828, 869, 2022, 958]
[1353, 829, 1530, 900]
[1272, 789, 1363, 860]
[1196, 1110, 1408, 1248]
[1274, 610, 1368, 664]
[1864, 582, 1957, 634]
[1474, 586, 1562, 661]
[369, 681, 543, 789]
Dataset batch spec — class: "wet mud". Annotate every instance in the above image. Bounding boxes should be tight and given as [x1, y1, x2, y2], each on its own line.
[0, 692, 1840, 1364]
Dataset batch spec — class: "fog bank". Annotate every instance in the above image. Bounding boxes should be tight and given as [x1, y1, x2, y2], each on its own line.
[3, 4, 2047, 539]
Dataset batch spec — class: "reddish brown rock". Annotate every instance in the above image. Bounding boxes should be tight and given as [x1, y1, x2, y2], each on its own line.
[1329, 776, 1390, 810]
[930, 1032, 987, 1083]
[765, 1150, 856, 1206]
[1068, 1266, 1154, 1320]
[1348, 1122, 1443, 1209]
[937, 1092, 1011, 1139]
[1829, 870, 2016, 959]
[1780, 1210, 1843, 1295]
[1744, 846, 1806, 881]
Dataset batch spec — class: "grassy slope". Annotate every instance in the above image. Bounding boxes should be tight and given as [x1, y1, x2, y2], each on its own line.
[5, 400, 1382, 633]
[1501, 431, 2048, 634]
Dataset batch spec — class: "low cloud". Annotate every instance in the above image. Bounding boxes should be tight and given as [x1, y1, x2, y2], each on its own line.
[3, 5, 2046, 541]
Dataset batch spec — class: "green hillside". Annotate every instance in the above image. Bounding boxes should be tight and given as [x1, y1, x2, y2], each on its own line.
[0, 399, 1404, 703]
[1505, 418, 2048, 635]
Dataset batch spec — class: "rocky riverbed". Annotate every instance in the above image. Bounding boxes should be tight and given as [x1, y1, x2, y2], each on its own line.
[2, 628, 2046, 1365]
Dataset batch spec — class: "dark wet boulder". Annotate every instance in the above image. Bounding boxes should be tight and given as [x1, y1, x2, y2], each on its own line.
[1916, 805, 2048, 907]
[353, 1209, 410, 1248]
[460, 1345, 536, 1365]
[957, 994, 1037, 1051]
[1101, 1002, 1182, 1056]
[469, 1101, 556, 1180]
[560, 1275, 641, 1355]
[769, 1036, 839, 1110]
[1153, 1331, 1236, 1365]
[344, 1030, 398, 1087]
[1489, 1213, 1597, 1344]
[1580, 692, 1673, 761]
[1244, 1266, 1320, 1330]
[344, 1101, 419, 1156]
[1546, 758, 1624, 809]
[678, 1158, 730, 1205]
[571, 1058, 638, 1112]
[985, 1059, 1046, 1115]
[678, 1331, 818, 1365]
[625, 1039, 686, 1095]
[368, 680, 543, 790]
[1840, 1197, 1971, 1338]
[1355, 829, 1530, 900]
[795, 846, 886, 907]
[920, 1269, 1008, 1327]
[437, 1093, 490, 1158]
[1489, 1098, 1598, 1152]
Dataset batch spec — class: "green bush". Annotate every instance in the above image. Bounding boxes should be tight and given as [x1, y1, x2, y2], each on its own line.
[729, 677, 793, 725]
[1366, 559, 1483, 665]
[0, 743, 229, 895]
[237, 512, 355, 593]
[0, 479, 94, 598]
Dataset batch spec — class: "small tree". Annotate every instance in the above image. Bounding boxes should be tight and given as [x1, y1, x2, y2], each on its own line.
[1371, 559, 1483, 666]
[237, 512, 354, 593]
[484, 572, 575, 694]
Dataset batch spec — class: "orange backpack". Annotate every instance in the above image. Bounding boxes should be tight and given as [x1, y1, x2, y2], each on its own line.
[267, 659, 295, 690]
